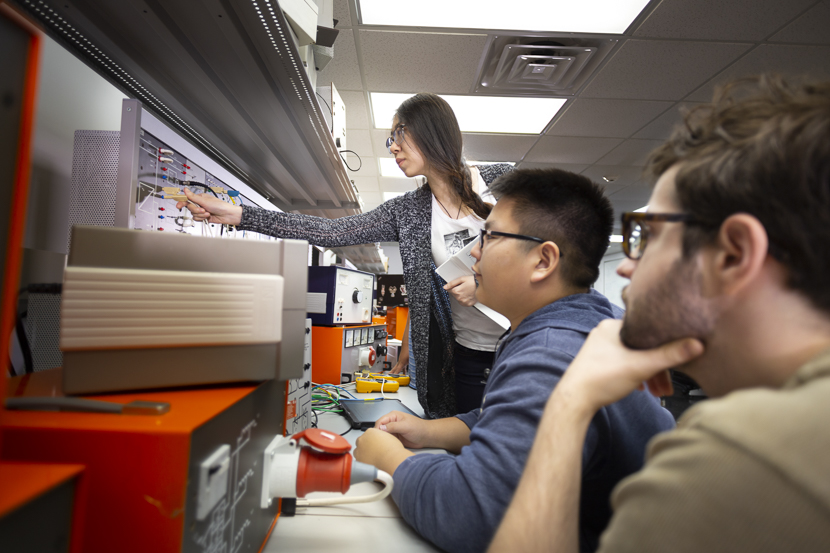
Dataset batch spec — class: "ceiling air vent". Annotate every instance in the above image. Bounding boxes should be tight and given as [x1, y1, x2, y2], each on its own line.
[474, 35, 618, 96]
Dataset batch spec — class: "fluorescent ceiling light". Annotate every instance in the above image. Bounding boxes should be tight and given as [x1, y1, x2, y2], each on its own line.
[609, 235, 623, 243]
[358, 0, 650, 34]
[379, 158, 417, 179]
[371, 93, 566, 134]
[383, 191, 406, 202]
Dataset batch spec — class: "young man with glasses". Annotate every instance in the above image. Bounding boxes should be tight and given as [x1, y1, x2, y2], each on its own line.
[354, 168, 675, 553]
[489, 76, 830, 553]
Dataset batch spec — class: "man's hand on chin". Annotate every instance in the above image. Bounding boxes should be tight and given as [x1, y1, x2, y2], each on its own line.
[354, 428, 414, 475]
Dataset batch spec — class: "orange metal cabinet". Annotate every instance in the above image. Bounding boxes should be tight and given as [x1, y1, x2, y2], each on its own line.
[0, 462, 83, 553]
[1, 2, 41, 436]
[2, 369, 284, 553]
[386, 306, 409, 341]
[311, 324, 388, 384]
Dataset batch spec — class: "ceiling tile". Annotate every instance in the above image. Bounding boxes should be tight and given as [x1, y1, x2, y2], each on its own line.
[360, 191, 382, 202]
[524, 136, 623, 165]
[318, 29, 363, 91]
[599, 181, 631, 197]
[371, 129, 392, 157]
[633, 0, 814, 41]
[343, 154, 377, 176]
[596, 139, 664, 166]
[338, 90, 371, 129]
[610, 199, 652, 223]
[333, 0, 353, 28]
[632, 102, 705, 139]
[343, 129, 373, 158]
[353, 177, 381, 193]
[686, 44, 830, 101]
[609, 181, 653, 201]
[581, 165, 647, 190]
[581, 40, 751, 101]
[360, 31, 487, 94]
[516, 162, 589, 173]
[462, 134, 537, 162]
[379, 176, 420, 193]
[546, 99, 674, 138]
[771, 1, 830, 45]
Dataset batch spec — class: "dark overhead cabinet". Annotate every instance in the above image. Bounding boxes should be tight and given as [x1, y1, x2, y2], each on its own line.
[12, 0, 360, 217]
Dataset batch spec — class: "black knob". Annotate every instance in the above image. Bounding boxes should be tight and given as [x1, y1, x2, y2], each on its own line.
[352, 289, 363, 303]
[376, 345, 387, 357]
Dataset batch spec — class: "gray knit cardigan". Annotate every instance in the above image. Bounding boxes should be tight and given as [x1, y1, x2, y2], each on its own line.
[237, 164, 512, 418]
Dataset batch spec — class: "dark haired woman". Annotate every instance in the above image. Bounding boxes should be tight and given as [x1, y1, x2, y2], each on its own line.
[178, 93, 511, 418]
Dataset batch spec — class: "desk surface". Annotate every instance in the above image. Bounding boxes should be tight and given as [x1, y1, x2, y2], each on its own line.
[262, 385, 443, 552]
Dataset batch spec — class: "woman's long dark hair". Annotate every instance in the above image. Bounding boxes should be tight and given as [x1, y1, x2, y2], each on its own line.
[395, 93, 492, 219]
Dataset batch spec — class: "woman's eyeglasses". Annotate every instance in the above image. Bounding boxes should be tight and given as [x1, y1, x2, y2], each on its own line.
[621, 212, 696, 260]
[385, 125, 406, 154]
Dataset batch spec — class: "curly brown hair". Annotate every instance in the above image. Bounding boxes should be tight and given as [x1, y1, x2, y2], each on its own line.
[647, 74, 830, 312]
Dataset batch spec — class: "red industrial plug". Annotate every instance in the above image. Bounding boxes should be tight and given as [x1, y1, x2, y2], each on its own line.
[294, 429, 352, 496]
[261, 428, 390, 509]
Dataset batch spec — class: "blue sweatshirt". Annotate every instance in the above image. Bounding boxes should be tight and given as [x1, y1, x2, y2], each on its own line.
[390, 290, 676, 552]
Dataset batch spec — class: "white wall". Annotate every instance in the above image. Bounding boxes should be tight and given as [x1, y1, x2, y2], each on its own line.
[26, 36, 127, 256]
[380, 241, 403, 274]
[594, 249, 627, 310]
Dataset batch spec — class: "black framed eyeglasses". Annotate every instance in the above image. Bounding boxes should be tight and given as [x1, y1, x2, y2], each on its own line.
[479, 228, 551, 252]
[385, 125, 406, 154]
[621, 212, 696, 260]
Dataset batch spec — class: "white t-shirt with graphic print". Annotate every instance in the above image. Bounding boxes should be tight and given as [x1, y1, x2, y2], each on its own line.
[430, 195, 505, 352]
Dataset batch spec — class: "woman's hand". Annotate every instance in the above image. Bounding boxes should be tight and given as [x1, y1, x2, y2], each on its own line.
[389, 360, 407, 375]
[176, 188, 243, 225]
[444, 275, 477, 306]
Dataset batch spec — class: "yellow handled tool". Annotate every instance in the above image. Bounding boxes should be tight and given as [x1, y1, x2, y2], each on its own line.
[355, 379, 400, 393]
[368, 373, 411, 387]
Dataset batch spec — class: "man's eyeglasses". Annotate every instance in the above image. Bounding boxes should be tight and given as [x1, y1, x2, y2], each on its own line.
[621, 212, 696, 260]
[479, 229, 551, 252]
[385, 125, 406, 154]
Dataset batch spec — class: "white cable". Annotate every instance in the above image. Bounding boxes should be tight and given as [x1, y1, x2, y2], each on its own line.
[296, 470, 393, 507]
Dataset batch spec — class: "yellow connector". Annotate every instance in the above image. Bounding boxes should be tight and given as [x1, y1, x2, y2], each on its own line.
[355, 379, 399, 393]
[210, 187, 227, 194]
[162, 187, 181, 194]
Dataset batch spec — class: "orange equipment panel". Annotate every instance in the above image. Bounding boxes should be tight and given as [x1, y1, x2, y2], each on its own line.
[386, 306, 409, 341]
[0, 1, 41, 445]
[2, 369, 283, 553]
[0, 462, 83, 552]
[311, 324, 387, 384]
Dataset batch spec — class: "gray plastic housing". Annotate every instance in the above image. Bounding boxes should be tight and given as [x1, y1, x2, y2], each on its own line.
[62, 225, 308, 394]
